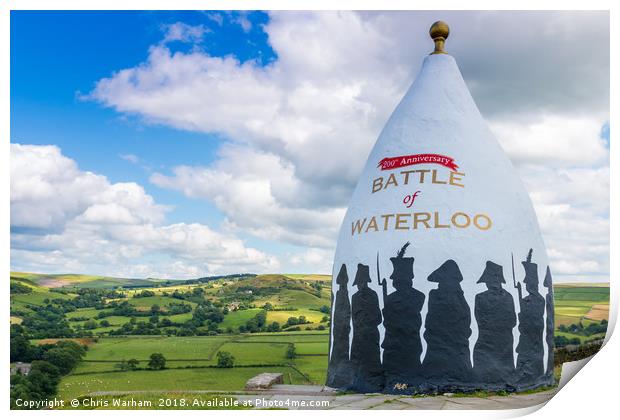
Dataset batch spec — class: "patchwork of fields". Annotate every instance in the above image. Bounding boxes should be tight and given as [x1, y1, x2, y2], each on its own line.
[554, 284, 609, 326]
[10, 270, 610, 403]
[10, 272, 332, 334]
[56, 333, 329, 400]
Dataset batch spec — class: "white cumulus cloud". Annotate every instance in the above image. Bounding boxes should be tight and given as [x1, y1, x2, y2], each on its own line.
[28, 11, 610, 280]
[10, 144, 279, 278]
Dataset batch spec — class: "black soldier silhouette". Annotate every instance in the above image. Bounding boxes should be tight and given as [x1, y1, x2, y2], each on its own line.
[380, 242, 425, 391]
[350, 263, 384, 392]
[423, 259, 472, 386]
[543, 266, 554, 379]
[327, 264, 352, 388]
[472, 261, 516, 387]
[515, 249, 545, 387]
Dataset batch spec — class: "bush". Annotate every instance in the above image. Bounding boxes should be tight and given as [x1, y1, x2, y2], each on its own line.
[286, 344, 297, 359]
[147, 353, 166, 370]
[216, 351, 235, 368]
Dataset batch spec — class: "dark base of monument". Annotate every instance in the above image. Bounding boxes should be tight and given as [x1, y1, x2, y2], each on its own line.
[328, 375, 555, 396]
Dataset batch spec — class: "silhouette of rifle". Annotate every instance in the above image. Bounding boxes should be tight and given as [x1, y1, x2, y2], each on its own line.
[377, 252, 388, 302]
[512, 252, 523, 301]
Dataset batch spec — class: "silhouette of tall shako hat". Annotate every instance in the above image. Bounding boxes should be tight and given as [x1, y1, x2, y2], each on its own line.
[477, 261, 505, 284]
[521, 249, 539, 285]
[336, 264, 349, 285]
[352, 263, 372, 285]
[389, 242, 414, 280]
[543, 266, 552, 288]
[427, 259, 463, 283]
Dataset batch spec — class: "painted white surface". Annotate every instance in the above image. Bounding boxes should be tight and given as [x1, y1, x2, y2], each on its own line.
[330, 53, 552, 370]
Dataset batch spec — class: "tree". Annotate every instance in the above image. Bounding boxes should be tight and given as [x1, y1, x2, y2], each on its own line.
[148, 353, 166, 370]
[10, 329, 33, 362]
[127, 359, 140, 370]
[216, 351, 235, 368]
[287, 317, 299, 326]
[255, 311, 267, 328]
[84, 320, 98, 330]
[266, 321, 281, 332]
[117, 358, 140, 371]
[286, 344, 297, 359]
[42, 348, 80, 375]
[99, 320, 110, 327]
[116, 360, 131, 371]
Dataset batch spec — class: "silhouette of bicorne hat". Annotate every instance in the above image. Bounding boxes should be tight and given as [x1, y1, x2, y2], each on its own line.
[427, 259, 463, 283]
[543, 266, 552, 288]
[521, 248, 539, 285]
[477, 261, 505, 284]
[336, 264, 349, 286]
[352, 263, 372, 286]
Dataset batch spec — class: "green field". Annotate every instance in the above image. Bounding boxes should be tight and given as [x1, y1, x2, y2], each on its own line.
[266, 310, 326, 325]
[553, 284, 610, 328]
[11, 272, 171, 289]
[57, 333, 328, 400]
[127, 296, 198, 310]
[220, 308, 263, 330]
[59, 366, 310, 400]
[10, 277, 74, 314]
[256, 289, 330, 309]
[83, 336, 227, 361]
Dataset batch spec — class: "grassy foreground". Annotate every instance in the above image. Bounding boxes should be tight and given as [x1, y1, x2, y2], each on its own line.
[57, 332, 329, 400]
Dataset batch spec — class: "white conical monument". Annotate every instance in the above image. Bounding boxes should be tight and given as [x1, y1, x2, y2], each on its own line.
[327, 21, 555, 394]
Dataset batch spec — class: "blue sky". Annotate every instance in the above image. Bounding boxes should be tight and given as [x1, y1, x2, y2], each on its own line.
[11, 11, 272, 227]
[10, 11, 609, 280]
[11, 11, 297, 276]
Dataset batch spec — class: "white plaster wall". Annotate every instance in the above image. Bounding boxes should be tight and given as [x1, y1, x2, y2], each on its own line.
[330, 53, 552, 372]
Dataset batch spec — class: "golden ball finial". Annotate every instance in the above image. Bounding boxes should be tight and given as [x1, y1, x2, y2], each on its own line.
[429, 21, 450, 54]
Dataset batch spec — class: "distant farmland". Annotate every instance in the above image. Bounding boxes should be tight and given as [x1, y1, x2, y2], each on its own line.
[11, 270, 609, 406]
[554, 283, 609, 328]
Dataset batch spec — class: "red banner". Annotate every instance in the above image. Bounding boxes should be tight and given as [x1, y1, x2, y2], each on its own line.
[378, 153, 459, 171]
